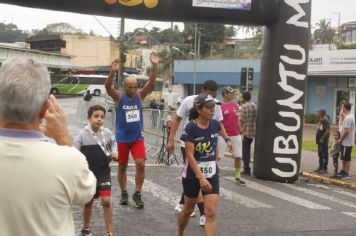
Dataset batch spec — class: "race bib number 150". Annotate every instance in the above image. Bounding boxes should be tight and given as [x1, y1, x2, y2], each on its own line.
[126, 110, 140, 123]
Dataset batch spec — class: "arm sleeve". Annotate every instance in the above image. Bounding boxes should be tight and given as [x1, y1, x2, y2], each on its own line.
[176, 97, 190, 118]
[214, 105, 223, 122]
[74, 132, 83, 151]
[344, 117, 353, 129]
[180, 123, 195, 143]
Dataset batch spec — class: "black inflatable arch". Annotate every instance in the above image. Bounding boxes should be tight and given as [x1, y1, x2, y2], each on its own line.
[1, 0, 311, 183]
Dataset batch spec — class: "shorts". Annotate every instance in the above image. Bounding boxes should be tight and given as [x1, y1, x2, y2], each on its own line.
[218, 135, 242, 158]
[118, 140, 146, 165]
[93, 177, 111, 199]
[182, 175, 219, 198]
[341, 145, 352, 162]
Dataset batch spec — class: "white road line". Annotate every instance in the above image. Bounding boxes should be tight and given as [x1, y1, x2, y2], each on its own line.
[225, 177, 330, 210]
[333, 190, 356, 199]
[341, 212, 356, 218]
[220, 187, 273, 209]
[128, 176, 180, 207]
[282, 184, 356, 209]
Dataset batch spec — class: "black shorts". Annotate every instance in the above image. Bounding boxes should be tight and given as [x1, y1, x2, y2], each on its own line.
[182, 175, 219, 198]
[341, 146, 352, 162]
[93, 177, 111, 199]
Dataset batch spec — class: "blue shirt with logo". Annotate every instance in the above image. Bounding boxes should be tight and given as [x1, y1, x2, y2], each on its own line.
[180, 119, 220, 179]
[115, 92, 144, 143]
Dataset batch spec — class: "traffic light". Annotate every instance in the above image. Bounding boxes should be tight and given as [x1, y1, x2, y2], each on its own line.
[240, 67, 247, 92]
[240, 67, 254, 91]
[247, 67, 254, 91]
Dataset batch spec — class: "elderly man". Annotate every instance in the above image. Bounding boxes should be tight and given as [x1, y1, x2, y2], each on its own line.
[0, 57, 96, 236]
[105, 50, 158, 208]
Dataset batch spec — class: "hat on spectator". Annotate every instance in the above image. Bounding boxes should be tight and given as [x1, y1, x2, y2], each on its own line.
[222, 86, 235, 96]
[316, 108, 326, 116]
[194, 93, 215, 108]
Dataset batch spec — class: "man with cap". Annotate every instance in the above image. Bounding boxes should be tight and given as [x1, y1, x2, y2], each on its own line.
[315, 109, 330, 174]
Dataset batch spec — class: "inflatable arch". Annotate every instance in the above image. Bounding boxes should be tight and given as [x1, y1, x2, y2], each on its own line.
[1, 0, 311, 182]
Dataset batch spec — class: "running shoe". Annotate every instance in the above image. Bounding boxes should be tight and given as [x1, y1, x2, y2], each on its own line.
[119, 191, 128, 205]
[132, 192, 144, 208]
[340, 173, 351, 180]
[199, 215, 206, 226]
[76, 227, 91, 236]
[235, 177, 246, 185]
[174, 204, 183, 213]
[104, 233, 113, 236]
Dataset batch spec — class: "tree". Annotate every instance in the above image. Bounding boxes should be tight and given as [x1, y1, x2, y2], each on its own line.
[32, 23, 86, 37]
[313, 19, 335, 44]
[0, 23, 28, 43]
[224, 25, 236, 37]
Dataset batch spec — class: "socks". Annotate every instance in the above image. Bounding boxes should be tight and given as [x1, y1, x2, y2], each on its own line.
[197, 202, 204, 216]
[235, 168, 241, 179]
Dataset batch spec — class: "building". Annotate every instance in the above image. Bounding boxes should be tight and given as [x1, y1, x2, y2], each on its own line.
[341, 21, 356, 45]
[26, 34, 140, 70]
[174, 47, 356, 124]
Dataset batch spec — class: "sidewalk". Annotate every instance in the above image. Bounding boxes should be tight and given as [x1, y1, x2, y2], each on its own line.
[301, 124, 356, 190]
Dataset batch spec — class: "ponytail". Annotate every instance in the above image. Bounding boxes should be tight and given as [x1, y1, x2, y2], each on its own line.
[188, 107, 199, 120]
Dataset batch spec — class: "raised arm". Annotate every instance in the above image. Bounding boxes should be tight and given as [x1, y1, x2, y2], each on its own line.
[139, 50, 159, 101]
[105, 59, 121, 102]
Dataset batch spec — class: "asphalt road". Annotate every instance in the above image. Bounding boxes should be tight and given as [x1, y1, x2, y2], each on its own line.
[58, 96, 356, 236]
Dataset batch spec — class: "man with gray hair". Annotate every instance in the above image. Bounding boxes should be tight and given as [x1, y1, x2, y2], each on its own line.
[0, 57, 96, 236]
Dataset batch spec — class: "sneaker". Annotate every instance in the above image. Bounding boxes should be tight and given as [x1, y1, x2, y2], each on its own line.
[317, 169, 328, 174]
[340, 173, 351, 180]
[190, 211, 196, 217]
[119, 191, 128, 205]
[174, 204, 183, 213]
[104, 233, 113, 236]
[235, 177, 246, 185]
[76, 227, 91, 236]
[313, 168, 321, 173]
[199, 215, 206, 226]
[132, 192, 144, 208]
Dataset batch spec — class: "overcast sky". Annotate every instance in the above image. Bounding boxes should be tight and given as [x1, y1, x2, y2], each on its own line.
[0, 0, 355, 37]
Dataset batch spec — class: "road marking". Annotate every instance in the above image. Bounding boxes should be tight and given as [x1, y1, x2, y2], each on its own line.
[128, 176, 179, 207]
[341, 212, 356, 218]
[306, 183, 332, 189]
[282, 184, 356, 209]
[220, 187, 273, 209]
[225, 177, 330, 210]
[333, 189, 356, 199]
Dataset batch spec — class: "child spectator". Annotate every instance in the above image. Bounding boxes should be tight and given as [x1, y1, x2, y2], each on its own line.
[330, 130, 341, 177]
[75, 105, 118, 236]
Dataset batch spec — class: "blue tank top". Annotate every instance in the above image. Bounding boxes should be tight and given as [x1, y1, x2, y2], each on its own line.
[115, 92, 144, 143]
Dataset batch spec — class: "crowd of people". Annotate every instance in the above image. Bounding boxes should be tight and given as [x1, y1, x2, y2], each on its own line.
[0, 55, 354, 236]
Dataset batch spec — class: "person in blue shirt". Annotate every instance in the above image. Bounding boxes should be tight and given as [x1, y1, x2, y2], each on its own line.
[105, 50, 158, 208]
[177, 94, 231, 236]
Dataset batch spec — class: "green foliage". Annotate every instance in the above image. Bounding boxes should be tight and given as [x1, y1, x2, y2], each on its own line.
[302, 140, 356, 159]
[32, 22, 87, 37]
[313, 19, 335, 44]
[337, 43, 356, 49]
[305, 113, 319, 124]
[0, 23, 28, 43]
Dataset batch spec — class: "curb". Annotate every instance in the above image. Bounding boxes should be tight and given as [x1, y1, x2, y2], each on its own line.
[301, 171, 356, 191]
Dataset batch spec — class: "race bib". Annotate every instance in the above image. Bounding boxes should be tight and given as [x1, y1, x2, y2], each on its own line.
[198, 161, 216, 178]
[126, 110, 140, 123]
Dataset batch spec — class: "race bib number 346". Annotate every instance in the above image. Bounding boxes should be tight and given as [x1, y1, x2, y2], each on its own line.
[198, 161, 216, 178]
[126, 110, 140, 123]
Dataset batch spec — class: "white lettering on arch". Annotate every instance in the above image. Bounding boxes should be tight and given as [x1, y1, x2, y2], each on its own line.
[277, 62, 305, 110]
[285, 0, 310, 28]
[273, 135, 298, 154]
[275, 111, 301, 132]
[280, 44, 306, 65]
[272, 157, 297, 178]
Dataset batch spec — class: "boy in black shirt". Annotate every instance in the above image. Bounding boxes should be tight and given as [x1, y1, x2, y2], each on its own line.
[315, 109, 330, 174]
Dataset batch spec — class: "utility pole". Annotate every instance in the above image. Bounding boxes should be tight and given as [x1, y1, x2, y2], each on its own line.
[193, 23, 197, 95]
[169, 22, 173, 92]
[117, 17, 125, 89]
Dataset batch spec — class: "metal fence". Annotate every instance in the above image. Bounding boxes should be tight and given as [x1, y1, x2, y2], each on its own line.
[76, 100, 185, 165]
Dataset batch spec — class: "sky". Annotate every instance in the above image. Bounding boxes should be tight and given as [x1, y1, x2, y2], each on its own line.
[0, 0, 355, 38]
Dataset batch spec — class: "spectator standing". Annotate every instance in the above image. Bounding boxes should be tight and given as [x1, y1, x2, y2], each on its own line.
[239, 91, 257, 175]
[330, 130, 341, 177]
[0, 57, 96, 236]
[314, 109, 330, 174]
[337, 103, 355, 179]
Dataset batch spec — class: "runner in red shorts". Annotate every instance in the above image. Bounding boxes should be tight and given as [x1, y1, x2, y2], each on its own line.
[105, 50, 159, 208]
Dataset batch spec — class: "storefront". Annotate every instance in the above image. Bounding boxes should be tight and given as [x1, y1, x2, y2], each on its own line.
[307, 49, 356, 124]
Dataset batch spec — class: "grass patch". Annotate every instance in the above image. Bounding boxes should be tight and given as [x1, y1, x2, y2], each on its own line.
[302, 140, 356, 159]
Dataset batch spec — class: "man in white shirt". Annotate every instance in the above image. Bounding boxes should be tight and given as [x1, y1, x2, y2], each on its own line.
[337, 102, 355, 179]
[0, 57, 96, 236]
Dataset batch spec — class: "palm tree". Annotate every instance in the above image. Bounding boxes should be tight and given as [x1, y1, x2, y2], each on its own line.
[313, 19, 335, 44]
